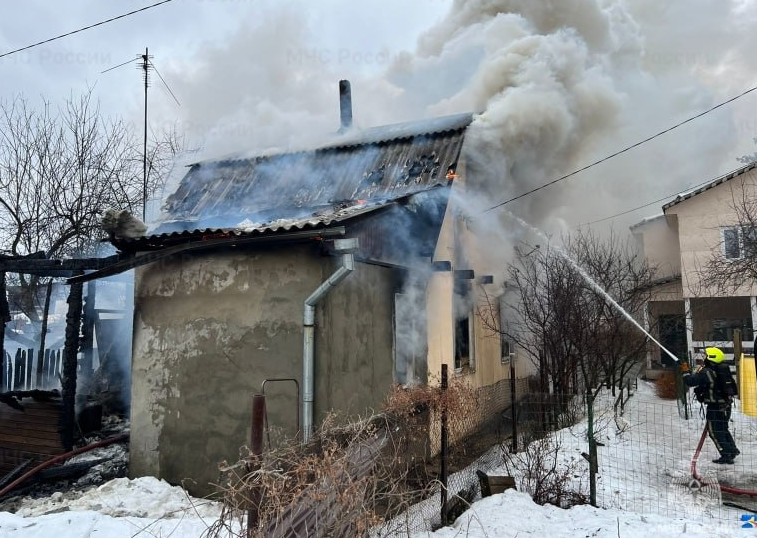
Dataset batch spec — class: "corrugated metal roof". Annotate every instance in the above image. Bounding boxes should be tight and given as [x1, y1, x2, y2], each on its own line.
[156, 112, 473, 238]
[140, 197, 397, 245]
[662, 161, 757, 211]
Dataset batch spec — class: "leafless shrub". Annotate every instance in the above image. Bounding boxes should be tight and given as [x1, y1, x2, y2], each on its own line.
[655, 370, 678, 399]
[502, 433, 587, 508]
[204, 382, 476, 538]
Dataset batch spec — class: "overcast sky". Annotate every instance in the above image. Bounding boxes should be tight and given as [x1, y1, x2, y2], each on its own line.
[2, 1, 757, 232]
[0, 0, 447, 133]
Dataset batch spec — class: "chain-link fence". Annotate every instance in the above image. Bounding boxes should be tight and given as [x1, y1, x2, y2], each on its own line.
[379, 367, 756, 535]
[217, 367, 756, 537]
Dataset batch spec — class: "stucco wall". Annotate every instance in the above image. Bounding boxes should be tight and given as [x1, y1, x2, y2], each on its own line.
[129, 242, 396, 496]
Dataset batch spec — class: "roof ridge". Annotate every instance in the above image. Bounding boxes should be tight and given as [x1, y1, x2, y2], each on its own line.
[663, 160, 757, 210]
[193, 111, 476, 166]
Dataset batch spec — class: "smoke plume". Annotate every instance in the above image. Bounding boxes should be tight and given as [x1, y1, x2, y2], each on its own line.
[154, 0, 753, 237]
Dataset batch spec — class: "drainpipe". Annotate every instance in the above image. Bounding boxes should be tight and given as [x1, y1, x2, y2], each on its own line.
[302, 238, 359, 443]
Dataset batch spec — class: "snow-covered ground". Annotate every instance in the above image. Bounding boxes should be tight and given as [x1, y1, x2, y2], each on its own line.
[1, 379, 756, 537]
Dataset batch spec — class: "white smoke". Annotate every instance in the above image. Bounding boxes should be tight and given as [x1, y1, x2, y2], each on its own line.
[153, 0, 754, 235]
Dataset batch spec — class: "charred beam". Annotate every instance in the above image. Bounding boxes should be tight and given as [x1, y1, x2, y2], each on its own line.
[0, 255, 121, 276]
[60, 275, 84, 450]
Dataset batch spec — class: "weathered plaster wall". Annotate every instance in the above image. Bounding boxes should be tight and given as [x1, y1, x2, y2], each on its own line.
[130, 242, 395, 496]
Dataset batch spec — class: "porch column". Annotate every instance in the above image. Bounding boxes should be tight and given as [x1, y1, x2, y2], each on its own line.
[751, 296, 757, 356]
[685, 298, 694, 362]
[643, 304, 652, 370]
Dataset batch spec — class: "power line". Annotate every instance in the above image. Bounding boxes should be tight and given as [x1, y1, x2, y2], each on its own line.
[484, 84, 757, 213]
[575, 169, 751, 228]
[0, 0, 178, 60]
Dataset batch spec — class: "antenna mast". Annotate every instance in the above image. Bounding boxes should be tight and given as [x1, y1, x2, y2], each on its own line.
[139, 47, 152, 222]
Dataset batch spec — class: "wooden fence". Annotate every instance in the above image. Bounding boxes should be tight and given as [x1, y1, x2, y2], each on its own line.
[0, 396, 65, 477]
[2, 349, 66, 391]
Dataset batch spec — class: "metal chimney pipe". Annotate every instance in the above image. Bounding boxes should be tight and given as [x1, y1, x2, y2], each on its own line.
[339, 79, 353, 131]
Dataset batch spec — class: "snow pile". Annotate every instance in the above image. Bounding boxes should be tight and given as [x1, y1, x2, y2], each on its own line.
[0, 477, 227, 538]
[14, 476, 220, 519]
[429, 488, 729, 538]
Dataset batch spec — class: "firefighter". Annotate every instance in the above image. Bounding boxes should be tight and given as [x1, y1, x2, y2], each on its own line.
[681, 347, 739, 464]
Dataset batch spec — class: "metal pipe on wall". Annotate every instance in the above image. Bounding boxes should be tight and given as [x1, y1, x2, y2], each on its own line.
[302, 238, 358, 443]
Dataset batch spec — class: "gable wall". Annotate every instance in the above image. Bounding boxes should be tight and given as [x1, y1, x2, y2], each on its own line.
[665, 169, 757, 298]
[426, 158, 513, 389]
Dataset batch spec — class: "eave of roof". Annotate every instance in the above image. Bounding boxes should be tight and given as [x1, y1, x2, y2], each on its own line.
[663, 161, 757, 211]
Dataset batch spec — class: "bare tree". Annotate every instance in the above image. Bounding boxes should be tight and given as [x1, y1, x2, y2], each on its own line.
[0, 90, 182, 333]
[479, 228, 655, 505]
[493, 230, 655, 393]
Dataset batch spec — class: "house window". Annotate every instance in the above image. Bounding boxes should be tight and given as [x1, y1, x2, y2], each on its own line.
[722, 226, 757, 259]
[454, 316, 471, 371]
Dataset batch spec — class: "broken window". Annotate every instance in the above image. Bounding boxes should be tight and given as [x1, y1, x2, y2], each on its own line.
[454, 316, 471, 371]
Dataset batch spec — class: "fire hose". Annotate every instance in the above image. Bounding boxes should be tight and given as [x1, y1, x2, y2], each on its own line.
[690, 425, 757, 497]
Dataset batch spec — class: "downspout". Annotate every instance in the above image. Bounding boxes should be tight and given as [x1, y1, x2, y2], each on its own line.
[302, 238, 359, 443]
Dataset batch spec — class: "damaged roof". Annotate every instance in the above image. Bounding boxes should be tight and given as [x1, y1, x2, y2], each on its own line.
[144, 112, 474, 243]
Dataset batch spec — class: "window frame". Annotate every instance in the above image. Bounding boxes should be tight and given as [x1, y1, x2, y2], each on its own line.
[721, 225, 757, 260]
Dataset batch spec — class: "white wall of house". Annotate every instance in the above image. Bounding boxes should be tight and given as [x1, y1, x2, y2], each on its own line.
[631, 214, 681, 281]
[665, 168, 757, 299]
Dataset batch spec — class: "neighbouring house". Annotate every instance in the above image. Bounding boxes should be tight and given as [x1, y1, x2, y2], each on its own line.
[108, 87, 531, 496]
[632, 161, 757, 370]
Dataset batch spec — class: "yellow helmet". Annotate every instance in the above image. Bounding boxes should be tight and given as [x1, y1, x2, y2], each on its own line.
[705, 347, 726, 363]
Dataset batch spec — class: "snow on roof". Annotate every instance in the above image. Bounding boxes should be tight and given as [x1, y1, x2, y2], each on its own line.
[629, 212, 665, 230]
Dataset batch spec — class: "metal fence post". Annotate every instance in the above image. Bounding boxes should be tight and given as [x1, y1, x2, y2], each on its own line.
[248, 394, 266, 537]
[510, 357, 518, 453]
[440, 364, 448, 525]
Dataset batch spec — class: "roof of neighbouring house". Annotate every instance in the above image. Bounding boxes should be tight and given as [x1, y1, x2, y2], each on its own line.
[629, 213, 665, 231]
[135, 112, 475, 246]
[662, 161, 757, 211]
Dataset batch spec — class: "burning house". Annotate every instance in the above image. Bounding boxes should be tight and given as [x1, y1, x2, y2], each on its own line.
[104, 84, 529, 496]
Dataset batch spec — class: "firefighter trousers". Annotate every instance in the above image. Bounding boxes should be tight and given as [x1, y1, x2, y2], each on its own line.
[706, 403, 739, 458]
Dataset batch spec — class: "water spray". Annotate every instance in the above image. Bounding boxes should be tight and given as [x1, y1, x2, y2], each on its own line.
[504, 212, 681, 363]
